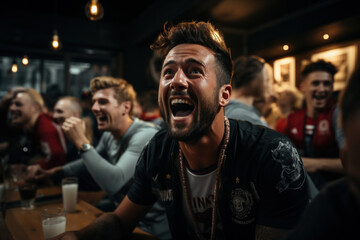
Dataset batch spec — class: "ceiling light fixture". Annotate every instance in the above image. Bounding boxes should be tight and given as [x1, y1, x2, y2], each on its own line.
[22, 55, 29, 66]
[11, 59, 18, 73]
[51, 29, 62, 50]
[283, 44, 289, 51]
[85, 0, 104, 21]
[323, 33, 330, 40]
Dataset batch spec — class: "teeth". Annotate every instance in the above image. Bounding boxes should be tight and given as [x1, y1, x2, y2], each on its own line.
[171, 98, 193, 106]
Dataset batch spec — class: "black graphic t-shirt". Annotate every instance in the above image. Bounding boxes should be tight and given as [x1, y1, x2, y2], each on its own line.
[128, 118, 310, 239]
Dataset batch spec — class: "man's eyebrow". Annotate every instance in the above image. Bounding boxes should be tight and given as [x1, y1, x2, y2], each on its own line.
[162, 60, 175, 69]
[162, 58, 205, 68]
[186, 58, 205, 67]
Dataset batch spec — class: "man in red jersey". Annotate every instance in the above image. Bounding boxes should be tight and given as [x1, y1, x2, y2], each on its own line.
[282, 60, 345, 190]
[9, 88, 67, 170]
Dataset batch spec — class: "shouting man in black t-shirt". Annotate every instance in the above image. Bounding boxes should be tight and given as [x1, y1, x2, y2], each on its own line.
[54, 21, 310, 240]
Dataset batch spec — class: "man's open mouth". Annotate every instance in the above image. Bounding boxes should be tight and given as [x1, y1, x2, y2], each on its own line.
[97, 116, 108, 122]
[313, 95, 326, 100]
[55, 118, 65, 125]
[170, 98, 195, 117]
[10, 112, 20, 120]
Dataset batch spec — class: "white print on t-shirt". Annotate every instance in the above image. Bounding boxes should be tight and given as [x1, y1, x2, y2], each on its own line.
[318, 119, 330, 136]
[183, 168, 223, 237]
[271, 140, 306, 193]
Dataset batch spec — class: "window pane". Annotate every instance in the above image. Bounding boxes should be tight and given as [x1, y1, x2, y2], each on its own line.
[69, 62, 112, 98]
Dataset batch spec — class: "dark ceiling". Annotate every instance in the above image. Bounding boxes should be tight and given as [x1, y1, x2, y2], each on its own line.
[1, 0, 359, 61]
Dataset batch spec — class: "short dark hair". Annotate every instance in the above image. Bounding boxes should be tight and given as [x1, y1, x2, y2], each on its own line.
[150, 21, 233, 86]
[301, 59, 338, 81]
[231, 55, 265, 89]
[339, 64, 360, 127]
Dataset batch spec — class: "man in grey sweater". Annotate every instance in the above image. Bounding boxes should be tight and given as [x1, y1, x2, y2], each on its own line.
[225, 55, 270, 127]
[28, 76, 171, 240]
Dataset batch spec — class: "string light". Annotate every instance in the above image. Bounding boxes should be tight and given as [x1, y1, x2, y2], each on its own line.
[50, 30, 62, 50]
[283, 44, 289, 51]
[323, 33, 330, 40]
[22, 55, 29, 66]
[85, 0, 104, 21]
[11, 59, 18, 73]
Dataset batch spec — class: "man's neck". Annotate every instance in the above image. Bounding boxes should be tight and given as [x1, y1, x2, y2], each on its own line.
[179, 114, 225, 171]
[307, 106, 322, 118]
[231, 89, 254, 106]
[111, 116, 134, 139]
[25, 112, 41, 132]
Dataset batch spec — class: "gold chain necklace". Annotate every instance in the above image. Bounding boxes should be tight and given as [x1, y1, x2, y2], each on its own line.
[179, 117, 230, 240]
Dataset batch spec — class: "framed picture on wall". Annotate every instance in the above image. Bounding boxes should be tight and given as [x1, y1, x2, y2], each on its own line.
[273, 56, 296, 91]
[311, 45, 357, 91]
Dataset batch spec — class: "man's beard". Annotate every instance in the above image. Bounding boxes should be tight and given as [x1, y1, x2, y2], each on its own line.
[161, 89, 220, 142]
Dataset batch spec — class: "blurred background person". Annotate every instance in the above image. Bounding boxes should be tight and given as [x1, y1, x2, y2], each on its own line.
[0, 87, 26, 158]
[275, 86, 304, 133]
[253, 62, 281, 129]
[225, 55, 270, 127]
[137, 89, 165, 129]
[9, 88, 67, 170]
[281, 59, 344, 190]
[53, 96, 94, 162]
[286, 64, 360, 240]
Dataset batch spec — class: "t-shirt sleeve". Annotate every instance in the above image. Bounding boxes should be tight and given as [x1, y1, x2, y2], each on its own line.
[127, 139, 158, 206]
[255, 135, 309, 229]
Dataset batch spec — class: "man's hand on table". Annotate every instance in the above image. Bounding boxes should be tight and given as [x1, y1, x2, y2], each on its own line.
[26, 164, 63, 181]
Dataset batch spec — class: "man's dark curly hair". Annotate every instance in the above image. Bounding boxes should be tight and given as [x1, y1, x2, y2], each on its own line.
[150, 21, 233, 86]
[301, 59, 338, 81]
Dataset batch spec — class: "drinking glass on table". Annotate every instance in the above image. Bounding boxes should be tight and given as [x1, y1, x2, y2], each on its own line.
[5, 164, 27, 190]
[18, 183, 37, 209]
[41, 207, 66, 239]
[61, 177, 78, 212]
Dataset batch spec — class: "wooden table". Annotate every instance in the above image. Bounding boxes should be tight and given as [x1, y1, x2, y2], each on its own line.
[3, 186, 158, 240]
[5, 186, 62, 203]
[5, 200, 102, 240]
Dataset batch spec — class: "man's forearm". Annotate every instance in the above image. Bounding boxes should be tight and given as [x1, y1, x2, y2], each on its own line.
[75, 212, 129, 240]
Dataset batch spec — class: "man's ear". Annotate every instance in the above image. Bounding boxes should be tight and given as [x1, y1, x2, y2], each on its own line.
[299, 81, 305, 92]
[31, 103, 42, 114]
[122, 101, 132, 114]
[219, 85, 232, 107]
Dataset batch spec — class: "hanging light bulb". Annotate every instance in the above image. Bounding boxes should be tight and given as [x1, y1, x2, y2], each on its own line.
[85, 0, 104, 21]
[22, 55, 29, 66]
[50, 30, 62, 50]
[11, 59, 18, 73]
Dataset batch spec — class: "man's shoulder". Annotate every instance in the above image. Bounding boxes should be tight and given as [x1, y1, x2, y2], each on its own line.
[151, 127, 171, 142]
[36, 113, 59, 133]
[37, 113, 54, 124]
[131, 118, 160, 138]
[229, 118, 291, 151]
[226, 101, 268, 126]
[133, 118, 159, 131]
[145, 127, 175, 153]
[288, 108, 306, 117]
[226, 99, 251, 113]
